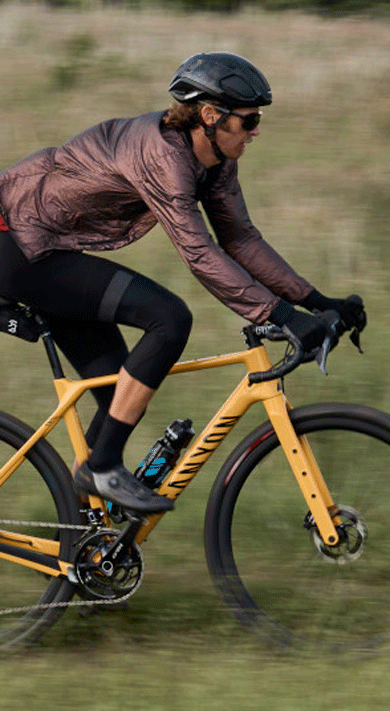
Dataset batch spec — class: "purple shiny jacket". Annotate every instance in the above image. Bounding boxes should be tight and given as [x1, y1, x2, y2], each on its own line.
[0, 110, 312, 323]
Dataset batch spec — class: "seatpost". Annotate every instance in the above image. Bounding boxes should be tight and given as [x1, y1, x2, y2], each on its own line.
[35, 315, 65, 379]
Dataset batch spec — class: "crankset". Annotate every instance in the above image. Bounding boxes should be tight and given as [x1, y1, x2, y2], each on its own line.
[74, 527, 144, 600]
[304, 505, 368, 564]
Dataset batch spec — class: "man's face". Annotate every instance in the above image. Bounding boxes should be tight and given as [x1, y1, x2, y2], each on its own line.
[215, 107, 261, 160]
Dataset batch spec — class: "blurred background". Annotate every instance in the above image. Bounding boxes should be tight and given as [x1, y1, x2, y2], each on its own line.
[1, 1, 390, 708]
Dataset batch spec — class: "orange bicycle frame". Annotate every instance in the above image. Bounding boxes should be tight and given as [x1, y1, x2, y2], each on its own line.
[0, 339, 340, 579]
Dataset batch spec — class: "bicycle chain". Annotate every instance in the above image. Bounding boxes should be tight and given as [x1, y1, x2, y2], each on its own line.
[0, 517, 135, 617]
[0, 518, 88, 530]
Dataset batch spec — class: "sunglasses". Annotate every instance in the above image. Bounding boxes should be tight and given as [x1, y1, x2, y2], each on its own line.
[199, 102, 262, 131]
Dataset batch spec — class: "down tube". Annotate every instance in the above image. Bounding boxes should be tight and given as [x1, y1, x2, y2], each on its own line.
[135, 375, 268, 544]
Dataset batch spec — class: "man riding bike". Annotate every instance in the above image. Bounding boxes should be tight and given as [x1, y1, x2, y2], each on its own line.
[0, 52, 366, 514]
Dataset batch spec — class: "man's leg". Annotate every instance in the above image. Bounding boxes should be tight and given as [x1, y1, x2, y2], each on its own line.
[110, 369, 155, 425]
[74, 271, 193, 511]
[87, 371, 154, 472]
[0, 237, 191, 512]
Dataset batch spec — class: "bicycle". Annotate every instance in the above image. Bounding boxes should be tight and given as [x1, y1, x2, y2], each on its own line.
[0, 297, 389, 652]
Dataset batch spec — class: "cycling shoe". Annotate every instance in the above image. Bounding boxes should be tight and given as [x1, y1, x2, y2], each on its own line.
[74, 461, 174, 513]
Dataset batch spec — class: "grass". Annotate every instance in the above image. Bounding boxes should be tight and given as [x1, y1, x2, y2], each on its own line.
[1, 2, 390, 708]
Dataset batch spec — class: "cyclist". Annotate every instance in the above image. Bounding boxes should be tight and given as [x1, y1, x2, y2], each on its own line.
[0, 52, 365, 514]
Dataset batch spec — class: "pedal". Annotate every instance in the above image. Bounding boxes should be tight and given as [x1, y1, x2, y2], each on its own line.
[106, 501, 127, 523]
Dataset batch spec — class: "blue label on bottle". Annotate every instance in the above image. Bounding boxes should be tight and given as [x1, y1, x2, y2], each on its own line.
[139, 447, 157, 468]
[143, 457, 166, 477]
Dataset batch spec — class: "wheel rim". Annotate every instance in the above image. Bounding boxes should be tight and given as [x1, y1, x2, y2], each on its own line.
[214, 412, 390, 650]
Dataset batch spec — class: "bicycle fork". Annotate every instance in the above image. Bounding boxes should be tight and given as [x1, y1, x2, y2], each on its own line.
[263, 392, 341, 546]
[221, 343, 342, 547]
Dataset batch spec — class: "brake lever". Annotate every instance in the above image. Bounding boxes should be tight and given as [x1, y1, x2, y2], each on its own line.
[315, 335, 333, 375]
[350, 327, 364, 354]
[314, 308, 364, 374]
[314, 310, 340, 376]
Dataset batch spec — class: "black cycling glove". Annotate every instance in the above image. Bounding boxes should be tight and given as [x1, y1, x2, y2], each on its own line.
[301, 289, 367, 334]
[269, 300, 331, 353]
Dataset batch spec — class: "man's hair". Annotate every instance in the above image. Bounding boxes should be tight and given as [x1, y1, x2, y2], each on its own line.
[162, 102, 203, 130]
[162, 100, 230, 132]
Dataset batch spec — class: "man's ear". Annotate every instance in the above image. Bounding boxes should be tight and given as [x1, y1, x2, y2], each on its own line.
[199, 103, 219, 127]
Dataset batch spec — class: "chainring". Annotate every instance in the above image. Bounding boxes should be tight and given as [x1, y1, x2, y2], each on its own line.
[74, 528, 144, 600]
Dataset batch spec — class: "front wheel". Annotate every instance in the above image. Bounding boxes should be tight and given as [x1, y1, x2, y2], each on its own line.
[204, 403, 390, 650]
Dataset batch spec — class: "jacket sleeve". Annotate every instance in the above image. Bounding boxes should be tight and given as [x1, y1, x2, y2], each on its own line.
[124, 145, 308, 324]
[202, 160, 313, 305]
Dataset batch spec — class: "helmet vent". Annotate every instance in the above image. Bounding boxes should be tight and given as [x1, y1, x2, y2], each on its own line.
[220, 75, 256, 100]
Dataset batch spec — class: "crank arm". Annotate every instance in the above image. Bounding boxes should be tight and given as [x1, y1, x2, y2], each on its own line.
[99, 513, 144, 568]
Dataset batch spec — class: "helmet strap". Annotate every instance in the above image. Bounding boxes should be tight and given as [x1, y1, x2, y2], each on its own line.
[202, 114, 227, 162]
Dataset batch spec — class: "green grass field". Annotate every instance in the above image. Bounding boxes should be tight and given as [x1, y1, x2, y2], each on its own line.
[1, 3, 390, 708]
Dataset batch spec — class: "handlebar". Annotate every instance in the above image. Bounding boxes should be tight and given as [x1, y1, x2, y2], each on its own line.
[245, 307, 363, 385]
[245, 324, 305, 384]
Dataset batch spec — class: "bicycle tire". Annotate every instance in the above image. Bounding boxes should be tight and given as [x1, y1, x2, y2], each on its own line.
[204, 403, 390, 651]
[0, 410, 82, 649]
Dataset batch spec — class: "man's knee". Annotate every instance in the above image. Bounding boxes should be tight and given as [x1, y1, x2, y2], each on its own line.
[162, 295, 193, 349]
[174, 296, 193, 336]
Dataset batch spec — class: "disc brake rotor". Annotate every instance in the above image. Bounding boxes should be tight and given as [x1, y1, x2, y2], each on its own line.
[308, 506, 368, 564]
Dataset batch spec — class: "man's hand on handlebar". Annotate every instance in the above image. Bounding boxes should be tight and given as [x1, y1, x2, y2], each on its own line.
[300, 289, 367, 336]
[247, 289, 366, 385]
[268, 289, 367, 375]
[269, 301, 338, 355]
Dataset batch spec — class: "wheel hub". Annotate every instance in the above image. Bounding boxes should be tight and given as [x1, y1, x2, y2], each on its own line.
[306, 506, 368, 564]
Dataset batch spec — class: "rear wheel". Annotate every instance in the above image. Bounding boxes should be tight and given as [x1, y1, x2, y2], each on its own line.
[0, 411, 82, 648]
[204, 403, 390, 650]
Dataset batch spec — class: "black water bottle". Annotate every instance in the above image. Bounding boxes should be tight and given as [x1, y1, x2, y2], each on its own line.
[134, 418, 194, 489]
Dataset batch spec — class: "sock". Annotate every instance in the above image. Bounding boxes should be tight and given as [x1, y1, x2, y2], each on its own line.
[88, 413, 134, 472]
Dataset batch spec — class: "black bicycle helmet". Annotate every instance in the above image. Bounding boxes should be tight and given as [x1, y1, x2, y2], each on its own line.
[169, 52, 272, 108]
